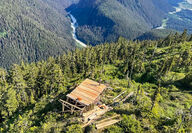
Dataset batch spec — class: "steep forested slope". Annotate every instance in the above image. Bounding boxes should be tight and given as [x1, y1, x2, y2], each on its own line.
[0, 32, 192, 132]
[68, 0, 173, 45]
[0, 0, 77, 68]
[42, 0, 79, 13]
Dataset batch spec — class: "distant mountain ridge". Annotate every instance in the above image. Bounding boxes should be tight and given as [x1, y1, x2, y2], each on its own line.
[0, 0, 191, 68]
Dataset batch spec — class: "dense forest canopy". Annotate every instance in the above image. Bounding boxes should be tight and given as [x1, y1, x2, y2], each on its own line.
[0, 0, 78, 68]
[0, 31, 192, 132]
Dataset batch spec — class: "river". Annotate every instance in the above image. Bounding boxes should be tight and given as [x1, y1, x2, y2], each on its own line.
[69, 13, 87, 47]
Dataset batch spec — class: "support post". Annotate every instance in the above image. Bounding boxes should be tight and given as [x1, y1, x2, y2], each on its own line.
[71, 106, 74, 114]
[71, 100, 78, 114]
[80, 107, 85, 116]
[62, 103, 65, 112]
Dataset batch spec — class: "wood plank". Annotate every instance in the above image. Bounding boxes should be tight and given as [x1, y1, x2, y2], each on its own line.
[77, 85, 99, 97]
[81, 84, 102, 93]
[72, 90, 96, 101]
[67, 95, 88, 106]
[95, 115, 120, 124]
[96, 119, 121, 129]
[67, 92, 93, 105]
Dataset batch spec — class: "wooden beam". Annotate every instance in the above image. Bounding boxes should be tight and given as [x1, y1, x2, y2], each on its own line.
[78, 104, 85, 107]
[62, 104, 83, 113]
[59, 99, 84, 111]
[62, 103, 72, 109]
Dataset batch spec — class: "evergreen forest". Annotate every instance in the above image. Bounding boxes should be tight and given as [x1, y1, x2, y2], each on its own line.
[0, 31, 192, 132]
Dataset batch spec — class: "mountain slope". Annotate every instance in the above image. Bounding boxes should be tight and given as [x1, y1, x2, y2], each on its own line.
[68, 0, 173, 45]
[0, 0, 77, 68]
[0, 34, 191, 132]
[42, 0, 79, 13]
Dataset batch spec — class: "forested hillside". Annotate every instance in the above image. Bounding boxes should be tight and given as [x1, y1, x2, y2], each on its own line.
[42, 0, 79, 13]
[68, 0, 174, 45]
[0, 32, 192, 132]
[0, 0, 77, 68]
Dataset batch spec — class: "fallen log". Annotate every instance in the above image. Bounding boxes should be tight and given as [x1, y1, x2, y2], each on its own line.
[122, 92, 134, 102]
[113, 90, 126, 101]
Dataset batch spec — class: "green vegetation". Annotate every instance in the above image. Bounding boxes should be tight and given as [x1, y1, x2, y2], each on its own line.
[0, 32, 192, 132]
[0, 31, 7, 38]
[0, 0, 77, 68]
[136, 29, 177, 41]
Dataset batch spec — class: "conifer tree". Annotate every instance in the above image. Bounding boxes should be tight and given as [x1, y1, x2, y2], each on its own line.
[180, 29, 188, 43]
[0, 69, 8, 119]
[174, 32, 180, 43]
[167, 56, 175, 73]
[151, 86, 161, 111]
[49, 64, 66, 93]
[4, 87, 19, 117]
[189, 34, 192, 41]
[70, 54, 77, 76]
[9, 64, 28, 107]
[24, 63, 39, 100]
[0, 68, 8, 92]
[134, 85, 141, 104]
[163, 33, 174, 46]
[30, 91, 36, 104]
